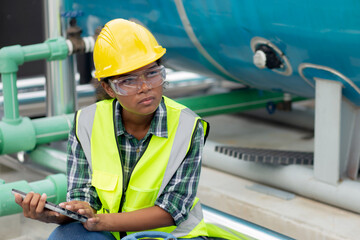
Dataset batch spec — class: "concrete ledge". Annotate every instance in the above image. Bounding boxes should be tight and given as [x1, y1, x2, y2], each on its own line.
[198, 166, 360, 240]
[0, 213, 57, 240]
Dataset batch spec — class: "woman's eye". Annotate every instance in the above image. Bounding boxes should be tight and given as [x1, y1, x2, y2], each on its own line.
[121, 77, 137, 85]
[146, 70, 159, 78]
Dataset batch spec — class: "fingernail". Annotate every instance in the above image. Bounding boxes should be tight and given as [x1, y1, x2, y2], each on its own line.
[41, 193, 47, 198]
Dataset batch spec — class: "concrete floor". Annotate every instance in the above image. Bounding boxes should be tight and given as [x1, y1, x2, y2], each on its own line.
[1, 109, 359, 239]
[198, 166, 360, 240]
[199, 112, 360, 240]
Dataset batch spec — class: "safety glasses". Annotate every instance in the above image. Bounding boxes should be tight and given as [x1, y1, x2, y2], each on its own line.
[109, 65, 166, 96]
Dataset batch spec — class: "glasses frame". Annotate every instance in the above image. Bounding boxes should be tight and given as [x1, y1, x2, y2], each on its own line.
[108, 65, 166, 96]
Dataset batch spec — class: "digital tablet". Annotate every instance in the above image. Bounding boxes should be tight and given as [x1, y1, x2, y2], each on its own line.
[12, 188, 88, 223]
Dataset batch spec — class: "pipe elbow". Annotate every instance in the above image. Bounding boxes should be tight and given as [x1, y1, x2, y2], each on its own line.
[0, 45, 24, 73]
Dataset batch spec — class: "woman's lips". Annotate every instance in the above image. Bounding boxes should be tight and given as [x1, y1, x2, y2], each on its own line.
[139, 96, 155, 105]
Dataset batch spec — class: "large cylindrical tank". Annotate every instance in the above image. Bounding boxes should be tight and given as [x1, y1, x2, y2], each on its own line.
[72, 0, 360, 105]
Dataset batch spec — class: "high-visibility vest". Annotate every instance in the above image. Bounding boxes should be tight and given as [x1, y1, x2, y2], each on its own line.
[75, 96, 209, 239]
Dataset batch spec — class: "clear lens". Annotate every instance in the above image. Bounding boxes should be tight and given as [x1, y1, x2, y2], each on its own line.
[109, 65, 166, 96]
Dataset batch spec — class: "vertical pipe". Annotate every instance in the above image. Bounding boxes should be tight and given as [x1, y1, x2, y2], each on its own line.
[44, 0, 76, 116]
[314, 78, 342, 185]
[1, 72, 20, 123]
[60, 0, 77, 113]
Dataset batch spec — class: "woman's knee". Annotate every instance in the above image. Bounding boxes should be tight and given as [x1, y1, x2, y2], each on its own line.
[48, 222, 84, 240]
[48, 222, 114, 240]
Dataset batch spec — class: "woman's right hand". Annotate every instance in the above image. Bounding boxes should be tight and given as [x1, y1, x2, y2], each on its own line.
[14, 192, 63, 224]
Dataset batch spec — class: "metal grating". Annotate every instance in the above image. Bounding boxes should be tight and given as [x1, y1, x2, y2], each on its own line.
[215, 146, 313, 165]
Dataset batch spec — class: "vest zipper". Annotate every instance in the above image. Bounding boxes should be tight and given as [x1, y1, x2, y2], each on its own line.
[112, 100, 126, 214]
[112, 100, 128, 238]
[118, 164, 126, 211]
[118, 138, 150, 212]
[117, 136, 150, 239]
[113, 100, 153, 236]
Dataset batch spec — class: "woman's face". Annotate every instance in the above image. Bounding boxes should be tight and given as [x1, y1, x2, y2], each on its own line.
[102, 62, 163, 117]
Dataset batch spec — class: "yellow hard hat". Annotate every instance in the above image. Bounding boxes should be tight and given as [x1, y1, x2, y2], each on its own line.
[93, 18, 166, 80]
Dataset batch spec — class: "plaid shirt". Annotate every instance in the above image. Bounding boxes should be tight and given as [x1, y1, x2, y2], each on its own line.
[66, 98, 204, 225]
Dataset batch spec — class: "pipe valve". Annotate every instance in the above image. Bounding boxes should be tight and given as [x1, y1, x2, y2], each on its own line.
[66, 18, 95, 55]
[253, 45, 283, 69]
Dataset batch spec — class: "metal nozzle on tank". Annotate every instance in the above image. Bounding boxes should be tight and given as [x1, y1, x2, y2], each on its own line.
[253, 44, 283, 70]
[250, 37, 293, 76]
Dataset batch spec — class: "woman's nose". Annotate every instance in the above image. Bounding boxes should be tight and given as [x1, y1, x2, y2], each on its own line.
[137, 75, 151, 92]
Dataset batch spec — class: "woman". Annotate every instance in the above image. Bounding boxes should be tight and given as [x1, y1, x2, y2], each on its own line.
[15, 18, 209, 240]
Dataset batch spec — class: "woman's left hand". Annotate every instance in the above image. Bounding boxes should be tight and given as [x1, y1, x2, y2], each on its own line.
[59, 201, 100, 231]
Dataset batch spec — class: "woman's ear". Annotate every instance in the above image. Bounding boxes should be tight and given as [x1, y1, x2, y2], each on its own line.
[101, 81, 117, 98]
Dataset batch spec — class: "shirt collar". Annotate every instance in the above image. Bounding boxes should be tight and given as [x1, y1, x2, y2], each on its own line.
[115, 97, 168, 138]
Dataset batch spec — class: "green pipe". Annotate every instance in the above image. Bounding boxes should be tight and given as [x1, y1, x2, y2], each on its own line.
[32, 113, 74, 145]
[0, 114, 74, 155]
[1, 72, 20, 123]
[0, 174, 66, 216]
[0, 37, 72, 154]
[176, 88, 306, 117]
[0, 38, 68, 72]
[0, 117, 36, 154]
[0, 37, 68, 123]
[0, 179, 4, 185]
[28, 146, 67, 173]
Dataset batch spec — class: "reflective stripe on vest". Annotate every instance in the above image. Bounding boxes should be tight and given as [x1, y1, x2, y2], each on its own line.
[75, 97, 209, 239]
[75, 103, 97, 170]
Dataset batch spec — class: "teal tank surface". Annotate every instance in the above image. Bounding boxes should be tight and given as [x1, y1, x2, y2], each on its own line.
[71, 0, 360, 105]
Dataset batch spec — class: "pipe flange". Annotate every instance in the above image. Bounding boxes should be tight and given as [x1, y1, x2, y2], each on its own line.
[250, 37, 292, 76]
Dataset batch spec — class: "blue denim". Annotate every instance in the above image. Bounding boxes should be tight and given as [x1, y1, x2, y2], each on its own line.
[48, 222, 115, 240]
[48, 222, 205, 240]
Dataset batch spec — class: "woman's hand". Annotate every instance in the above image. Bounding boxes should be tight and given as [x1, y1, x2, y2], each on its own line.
[14, 192, 62, 224]
[59, 201, 100, 231]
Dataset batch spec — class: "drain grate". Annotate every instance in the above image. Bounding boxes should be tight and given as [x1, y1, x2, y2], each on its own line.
[215, 146, 313, 165]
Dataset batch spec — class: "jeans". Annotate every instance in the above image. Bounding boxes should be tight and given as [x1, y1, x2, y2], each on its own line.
[48, 222, 206, 240]
[48, 222, 115, 240]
